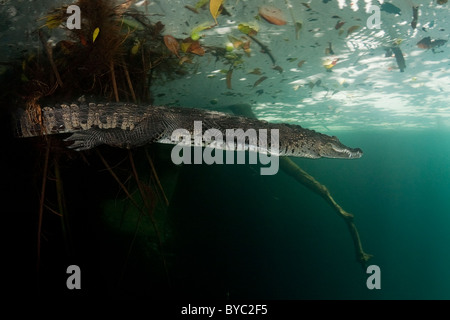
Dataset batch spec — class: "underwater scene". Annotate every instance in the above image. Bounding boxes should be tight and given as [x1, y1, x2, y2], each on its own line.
[1, 0, 450, 301]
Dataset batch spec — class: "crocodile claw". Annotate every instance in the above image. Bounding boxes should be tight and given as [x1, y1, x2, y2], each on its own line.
[64, 131, 97, 151]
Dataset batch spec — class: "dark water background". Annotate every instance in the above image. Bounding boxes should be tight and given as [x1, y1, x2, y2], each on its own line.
[3, 128, 450, 299]
[170, 130, 450, 300]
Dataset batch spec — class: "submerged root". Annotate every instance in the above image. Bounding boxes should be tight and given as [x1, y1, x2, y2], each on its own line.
[228, 103, 372, 269]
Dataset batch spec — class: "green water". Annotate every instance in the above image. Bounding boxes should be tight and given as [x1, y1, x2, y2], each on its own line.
[168, 130, 450, 299]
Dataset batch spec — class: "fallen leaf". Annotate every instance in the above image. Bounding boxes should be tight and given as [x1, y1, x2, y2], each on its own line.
[43, 14, 63, 29]
[79, 34, 87, 46]
[347, 25, 360, 37]
[238, 23, 258, 36]
[164, 35, 180, 58]
[195, 0, 209, 9]
[248, 68, 262, 75]
[187, 40, 205, 55]
[210, 0, 223, 25]
[259, 5, 286, 25]
[191, 23, 213, 40]
[92, 27, 100, 43]
[131, 40, 141, 55]
[179, 56, 193, 65]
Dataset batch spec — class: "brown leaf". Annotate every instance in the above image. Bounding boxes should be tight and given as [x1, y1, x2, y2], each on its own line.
[259, 5, 286, 25]
[189, 40, 205, 55]
[164, 35, 180, 58]
[347, 25, 360, 37]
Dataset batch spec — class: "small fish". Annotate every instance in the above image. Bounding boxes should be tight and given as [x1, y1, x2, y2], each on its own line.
[325, 42, 334, 55]
[391, 47, 406, 72]
[272, 65, 283, 74]
[253, 76, 268, 88]
[417, 37, 447, 49]
[380, 2, 401, 15]
[226, 69, 233, 89]
[297, 60, 306, 68]
[335, 20, 345, 30]
[411, 6, 419, 29]
[301, 3, 311, 10]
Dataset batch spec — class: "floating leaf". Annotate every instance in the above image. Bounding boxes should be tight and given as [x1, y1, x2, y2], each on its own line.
[253, 76, 268, 87]
[248, 68, 262, 75]
[195, 0, 209, 9]
[210, 0, 224, 25]
[226, 69, 233, 89]
[227, 35, 243, 49]
[121, 17, 144, 31]
[181, 38, 206, 55]
[79, 34, 88, 46]
[92, 27, 100, 43]
[180, 40, 192, 53]
[164, 35, 180, 58]
[179, 56, 193, 65]
[131, 40, 141, 55]
[323, 58, 339, 69]
[190, 23, 212, 41]
[242, 39, 251, 55]
[259, 5, 286, 25]
[346, 25, 360, 37]
[190, 43, 205, 55]
[43, 14, 63, 29]
[238, 23, 258, 36]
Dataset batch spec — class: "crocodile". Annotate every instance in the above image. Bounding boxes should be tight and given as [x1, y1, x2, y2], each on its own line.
[15, 102, 363, 159]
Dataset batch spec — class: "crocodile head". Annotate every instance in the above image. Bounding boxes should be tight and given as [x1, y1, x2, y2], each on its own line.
[317, 135, 363, 159]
